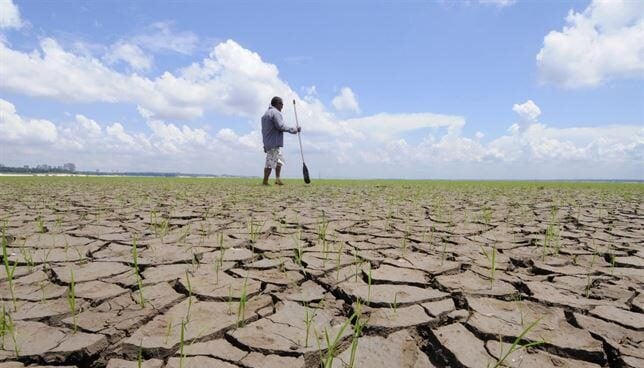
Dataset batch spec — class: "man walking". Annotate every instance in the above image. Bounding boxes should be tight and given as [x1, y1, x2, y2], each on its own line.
[261, 96, 301, 186]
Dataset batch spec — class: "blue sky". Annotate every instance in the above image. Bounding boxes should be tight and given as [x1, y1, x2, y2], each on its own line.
[1, 0, 642, 179]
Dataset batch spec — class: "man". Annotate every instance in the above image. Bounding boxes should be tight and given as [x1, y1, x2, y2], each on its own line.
[261, 96, 301, 186]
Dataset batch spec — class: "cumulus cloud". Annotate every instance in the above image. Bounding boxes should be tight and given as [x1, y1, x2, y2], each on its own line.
[1, 95, 642, 179]
[512, 99, 541, 123]
[147, 120, 209, 153]
[75, 114, 102, 138]
[537, 0, 644, 88]
[489, 122, 644, 164]
[333, 98, 643, 178]
[0, 98, 57, 143]
[0, 36, 460, 143]
[104, 42, 152, 71]
[0, 98, 257, 173]
[216, 128, 261, 150]
[99, 22, 199, 73]
[106, 123, 136, 146]
[486, 99, 643, 166]
[0, 37, 298, 120]
[0, 0, 22, 29]
[331, 87, 360, 114]
[1, 38, 148, 102]
[340, 112, 464, 141]
[0, 32, 641, 179]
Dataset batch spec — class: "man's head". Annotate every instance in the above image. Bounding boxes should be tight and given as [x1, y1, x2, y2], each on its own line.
[270, 96, 283, 111]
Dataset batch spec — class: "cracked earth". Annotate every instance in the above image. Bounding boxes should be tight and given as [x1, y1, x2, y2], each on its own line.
[0, 178, 642, 367]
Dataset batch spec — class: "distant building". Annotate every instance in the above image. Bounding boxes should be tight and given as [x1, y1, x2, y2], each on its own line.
[63, 163, 76, 172]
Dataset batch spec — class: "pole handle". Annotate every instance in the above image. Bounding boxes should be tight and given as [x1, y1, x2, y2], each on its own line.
[293, 99, 305, 164]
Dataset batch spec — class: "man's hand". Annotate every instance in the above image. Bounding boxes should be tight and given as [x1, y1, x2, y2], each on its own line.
[297, 126, 302, 133]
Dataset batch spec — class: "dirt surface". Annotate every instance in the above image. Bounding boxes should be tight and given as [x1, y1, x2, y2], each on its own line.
[0, 177, 642, 367]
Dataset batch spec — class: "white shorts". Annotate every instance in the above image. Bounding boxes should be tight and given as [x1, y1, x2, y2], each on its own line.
[265, 148, 284, 169]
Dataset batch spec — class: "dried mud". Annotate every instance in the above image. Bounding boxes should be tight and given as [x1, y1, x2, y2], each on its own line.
[0, 178, 642, 368]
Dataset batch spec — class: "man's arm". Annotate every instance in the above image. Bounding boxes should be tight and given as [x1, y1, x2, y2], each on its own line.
[272, 110, 299, 134]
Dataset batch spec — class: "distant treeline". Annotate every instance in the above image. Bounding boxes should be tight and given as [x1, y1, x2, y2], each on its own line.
[0, 166, 75, 174]
[0, 166, 241, 178]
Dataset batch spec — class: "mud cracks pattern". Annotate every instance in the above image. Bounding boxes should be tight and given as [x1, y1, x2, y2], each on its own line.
[0, 178, 642, 368]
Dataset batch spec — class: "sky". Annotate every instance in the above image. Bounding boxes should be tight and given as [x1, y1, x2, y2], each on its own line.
[0, 0, 642, 179]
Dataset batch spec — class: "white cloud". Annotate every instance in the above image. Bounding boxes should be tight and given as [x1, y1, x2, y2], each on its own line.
[478, 0, 516, 8]
[303, 85, 317, 97]
[0, 97, 264, 174]
[75, 114, 102, 138]
[340, 112, 465, 141]
[1, 95, 642, 179]
[148, 120, 207, 145]
[216, 128, 260, 150]
[0, 0, 22, 29]
[147, 120, 209, 153]
[0, 32, 641, 179]
[491, 122, 644, 164]
[0, 98, 57, 143]
[104, 42, 152, 71]
[106, 123, 136, 146]
[334, 99, 643, 178]
[132, 22, 199, 55]
[512, 99, 541, 123]
[99, 22, 199, 72]
[0, 37, 297, 120]
[507, 123, 520, 135]
[331, 87, 360, 114]
[488, 101, 643, 165]
[216, 128, 238, 143]
[0, 36, 454, 143]
[537, 0, 644, 88]
[0, 38, 148, 102]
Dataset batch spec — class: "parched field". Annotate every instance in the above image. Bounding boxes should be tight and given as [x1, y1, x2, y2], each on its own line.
[0, 177, 642, 368]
